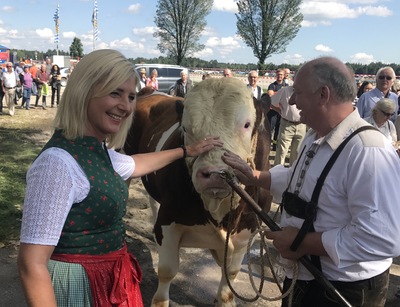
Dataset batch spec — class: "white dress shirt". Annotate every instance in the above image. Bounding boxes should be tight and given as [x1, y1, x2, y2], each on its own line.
[271, 86, 301, 122]
[270, 110, 400, 281]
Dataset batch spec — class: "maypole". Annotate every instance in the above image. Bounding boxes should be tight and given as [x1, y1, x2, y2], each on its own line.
[92, 0, 99, 50]
[54, 4, 60, 55]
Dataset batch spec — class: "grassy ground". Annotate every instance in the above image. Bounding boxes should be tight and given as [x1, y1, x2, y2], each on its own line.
[0, 103, 56, 244]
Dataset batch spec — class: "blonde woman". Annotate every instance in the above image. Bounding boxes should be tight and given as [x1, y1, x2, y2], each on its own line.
[146, 68, 158, 90]
[17, 49, 222, 307]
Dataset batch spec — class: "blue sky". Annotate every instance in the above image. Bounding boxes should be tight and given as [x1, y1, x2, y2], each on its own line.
[0, 0, 398, 65]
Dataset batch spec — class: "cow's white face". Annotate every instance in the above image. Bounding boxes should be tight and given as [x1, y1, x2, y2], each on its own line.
[182, 78, 256, 220]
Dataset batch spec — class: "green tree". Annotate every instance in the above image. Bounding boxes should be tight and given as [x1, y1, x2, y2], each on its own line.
[69, 37, 84, 58]
[236, 0, 303, 71]
[154, 0, 213, 65]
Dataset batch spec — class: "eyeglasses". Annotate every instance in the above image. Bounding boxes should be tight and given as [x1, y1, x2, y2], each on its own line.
[378, 75, 392, 81]
[6, 66, 12, 68]
[380, 109, 394, 117]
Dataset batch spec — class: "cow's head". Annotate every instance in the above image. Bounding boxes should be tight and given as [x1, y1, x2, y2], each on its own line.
[182, 78, 257, 219]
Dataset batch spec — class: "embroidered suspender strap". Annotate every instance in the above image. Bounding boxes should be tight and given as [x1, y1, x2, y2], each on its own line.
[289, 126, 378, 257]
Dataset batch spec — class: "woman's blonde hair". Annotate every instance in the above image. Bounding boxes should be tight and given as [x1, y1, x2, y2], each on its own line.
[53, 49, 139, 148]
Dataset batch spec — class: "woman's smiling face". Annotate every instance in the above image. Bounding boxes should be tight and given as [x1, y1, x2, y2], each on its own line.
[85, 76, 136, 141]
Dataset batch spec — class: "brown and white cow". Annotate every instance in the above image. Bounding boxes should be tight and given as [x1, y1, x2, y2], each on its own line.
[124, 78, 272, 307]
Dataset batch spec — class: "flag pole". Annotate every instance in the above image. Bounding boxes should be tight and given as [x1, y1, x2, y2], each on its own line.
[54, 4, 60, 55]
[92, 0, 98, 51]
[93, 0, 95, 51]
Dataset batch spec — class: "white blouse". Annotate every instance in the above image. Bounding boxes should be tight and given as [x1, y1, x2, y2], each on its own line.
[20, 147, 135, 246]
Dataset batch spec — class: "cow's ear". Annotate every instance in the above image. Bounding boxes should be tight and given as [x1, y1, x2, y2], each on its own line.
[175, 100, 184, 115]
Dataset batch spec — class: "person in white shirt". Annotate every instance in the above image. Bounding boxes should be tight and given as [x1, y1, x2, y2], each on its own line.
[246, 70, 262, 100]
[283, 68, 293, 86]
[138, 68, 147, 89]
[271, 84, 307, 166]
[1, 62, 20, 116]
[222, 56, 400, 307]
[365, 98, 397, 142]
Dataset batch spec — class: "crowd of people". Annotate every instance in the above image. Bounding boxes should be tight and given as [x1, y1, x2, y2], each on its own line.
[138, 67, 193, 98]
[255, 65, 400, 165]
[7, 50, 400, 306]
[0, 58, 67, 116]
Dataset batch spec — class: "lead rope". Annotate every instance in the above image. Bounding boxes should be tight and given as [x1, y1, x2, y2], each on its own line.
[222, 192, 261, 302]
[223, 189, 299, 306]
[246, 227, 299, 305]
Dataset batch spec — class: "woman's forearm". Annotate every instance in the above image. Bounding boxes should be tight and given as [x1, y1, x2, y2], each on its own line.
[19, 264, 57, 307]
[18, 244, 57, 307]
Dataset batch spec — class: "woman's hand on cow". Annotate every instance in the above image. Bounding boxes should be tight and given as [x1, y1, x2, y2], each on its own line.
[186, 136, 223, 157]
[221, 151, 259, 186]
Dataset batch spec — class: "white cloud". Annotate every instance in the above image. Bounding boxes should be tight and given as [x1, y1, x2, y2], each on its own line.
[63, 32, 76, 39]
[193, 47, 214, 59]
[106, 37, 162, 58]
[301, 2, 357, 20]
[36, 28, 53, 39]
[315, 44, 333, 52]
[300, 1, 392, 27]
[90, 42, 110, 51]
[201, 26, 217, 37]
[132, 26, 157, 36]
[128, 4, 142, 14]
[213, 0, 237, 13]
[358, 6, 392, 16]
[302, 0, 379, 3]
[204, 36, 241, 57]
[0, 38, 11, 46]
[110, 37, 138, 48]
[283, 54, 306, 65]
[1, 6, 14, 12]
[349, 52, 374, 64]
[80, 32, 97, 49]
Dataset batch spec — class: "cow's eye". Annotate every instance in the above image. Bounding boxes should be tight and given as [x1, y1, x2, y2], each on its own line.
[244, 122, 251, 129]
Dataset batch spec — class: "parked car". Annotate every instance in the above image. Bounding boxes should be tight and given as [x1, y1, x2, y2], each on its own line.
[134, 63, 188, 94]
[59, 67, 70, 87]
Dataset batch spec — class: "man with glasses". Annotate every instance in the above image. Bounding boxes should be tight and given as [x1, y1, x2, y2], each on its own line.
[357, 66, 398, 122]
[247, 70, 262, 100]
[1, 62, 20, 116]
